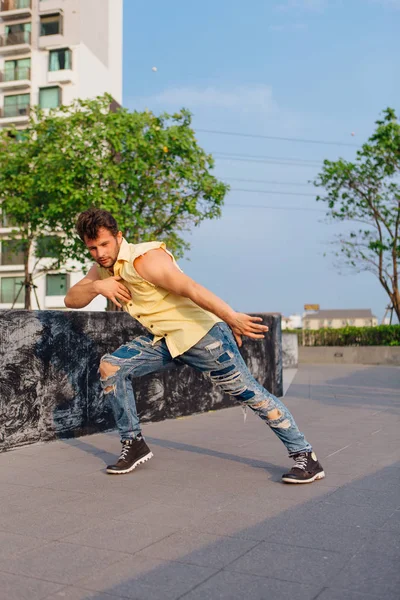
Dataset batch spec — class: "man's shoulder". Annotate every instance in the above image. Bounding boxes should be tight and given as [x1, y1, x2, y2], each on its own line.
[130, 240, 167, 258]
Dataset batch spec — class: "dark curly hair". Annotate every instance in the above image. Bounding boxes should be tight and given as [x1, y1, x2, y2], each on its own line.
[76, 208, 119, 241]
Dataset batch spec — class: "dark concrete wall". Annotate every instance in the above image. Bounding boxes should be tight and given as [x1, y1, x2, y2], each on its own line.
[0, 310, 282, 452]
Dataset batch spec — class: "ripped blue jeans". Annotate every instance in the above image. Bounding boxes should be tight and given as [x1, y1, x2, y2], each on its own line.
[99, 322, 312, 456]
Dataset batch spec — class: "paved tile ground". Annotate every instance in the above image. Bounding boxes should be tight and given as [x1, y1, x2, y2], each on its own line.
[0, 364, 399, 600]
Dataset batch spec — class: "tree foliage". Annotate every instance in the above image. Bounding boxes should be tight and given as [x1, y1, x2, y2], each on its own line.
[314, 108, 400, 322]
[0, 95, 228, 308]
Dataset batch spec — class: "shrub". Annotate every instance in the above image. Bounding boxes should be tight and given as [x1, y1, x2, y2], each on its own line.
[284, 325, 400, 347]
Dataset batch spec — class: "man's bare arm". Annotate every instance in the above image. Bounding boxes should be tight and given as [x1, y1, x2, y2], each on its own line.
[134, 249, 268, 346]
[64, 264, 131, 309]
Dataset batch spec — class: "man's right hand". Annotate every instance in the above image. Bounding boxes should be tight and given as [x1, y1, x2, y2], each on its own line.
[93, 276, 131, 308]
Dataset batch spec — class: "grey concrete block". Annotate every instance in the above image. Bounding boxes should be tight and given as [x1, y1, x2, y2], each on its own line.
[137, 530, 258, 568]
[0, 541, 122, 585]
[0, 571, 63, 600]
[227, 541, 349, 585]
[182, 570, 320, 600]
[62, 519, 178, 553]
[282, 333, 298, 368]
[0, 310, 282, 451]
[76, 554, 218, 600]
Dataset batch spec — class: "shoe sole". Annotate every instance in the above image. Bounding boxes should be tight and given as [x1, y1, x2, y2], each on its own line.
[106, 451, 154, 475]
[281, 471, 326, 484]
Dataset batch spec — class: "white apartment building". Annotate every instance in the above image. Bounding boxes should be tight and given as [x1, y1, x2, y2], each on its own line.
[0, 0, 122, 310]
[302, 309, 378, 330]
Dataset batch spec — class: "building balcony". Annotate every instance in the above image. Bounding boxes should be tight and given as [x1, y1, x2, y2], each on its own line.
[47, 68, 73, 84]
[0, 67, 30, 90]
[0, 104, 30, 124]
[38, 0, 62, 13]
[0, 32, 31, 54]
[0, 0, 32, 20]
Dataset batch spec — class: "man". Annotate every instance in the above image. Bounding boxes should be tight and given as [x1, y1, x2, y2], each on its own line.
[65, 208, 325, 484]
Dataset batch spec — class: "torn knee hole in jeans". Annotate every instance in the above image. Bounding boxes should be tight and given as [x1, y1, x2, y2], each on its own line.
[266, 408, 292, 429]
[99, 363, 120, 394]
[101, 377, 117, 395]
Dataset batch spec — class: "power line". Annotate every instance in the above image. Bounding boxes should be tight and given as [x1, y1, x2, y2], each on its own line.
[230, 187, 318, 198]
[216, 155, 322, 168]
[222, 177, 314, 187]
[214, 151, 322, 165]
[197, 128, 360, 148]
[226, 203, 326, 213]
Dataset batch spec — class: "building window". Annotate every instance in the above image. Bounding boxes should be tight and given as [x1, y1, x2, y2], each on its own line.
[3, 0, 31, 8]
[304, 321, 309, 328]
[349, 319, 355, 325]
[46, 273, 68, 296]
[4, 22, 31, 45]
[0, 240, 26, 265]
[4, 58, 31, 82]
[49, 48, 71, 71]
[1, 212, 18, 227]
[40, 13, 63, 36]
[0, 276, 24, 304]
[36, 235, 61, 259]
[39, 86, 61, 109]
[319, 320, 324, 329]
[327, 320, 333, 327]
[3, 93, 30, 118]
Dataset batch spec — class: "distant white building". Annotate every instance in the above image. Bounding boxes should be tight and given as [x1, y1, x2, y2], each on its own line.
[303, 309, 378, 330]
[282, 314, 302, 330]
[0, 0, 122, 310]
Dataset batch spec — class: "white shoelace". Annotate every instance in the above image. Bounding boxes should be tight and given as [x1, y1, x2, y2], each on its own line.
[119, 444, 131, 461]
[293, 453, 308, 470]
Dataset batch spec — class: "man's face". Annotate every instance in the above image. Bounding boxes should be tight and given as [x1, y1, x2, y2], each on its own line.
[85, 227, 122, 269]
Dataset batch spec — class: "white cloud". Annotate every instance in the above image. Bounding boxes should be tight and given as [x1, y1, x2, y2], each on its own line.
[132, 84, 277, 115]
[275, 0, 326, 12]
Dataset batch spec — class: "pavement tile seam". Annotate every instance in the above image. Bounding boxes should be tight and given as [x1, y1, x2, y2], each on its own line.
[137, 538, 264, 572]
[41, 587, 127, 600]
[0, 544, 134, 587]
[0, 562, 88, 588]
[55, 529, 183, 555]
[0, 530, 55, 557]
[175, 569, 322, 600]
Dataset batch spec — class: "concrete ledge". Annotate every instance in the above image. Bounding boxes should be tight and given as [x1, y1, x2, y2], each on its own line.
[0, 310, 282, 451]
[299, 346, 400, 366]
[282, 333, 298, 368]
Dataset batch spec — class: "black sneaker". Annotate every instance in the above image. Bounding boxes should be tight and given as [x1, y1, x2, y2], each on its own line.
[282, 451, 325, 484]
[106, 437, 153, 475]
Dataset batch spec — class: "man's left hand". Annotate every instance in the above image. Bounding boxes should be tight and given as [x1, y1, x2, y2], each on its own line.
[226, 313, 269, 347]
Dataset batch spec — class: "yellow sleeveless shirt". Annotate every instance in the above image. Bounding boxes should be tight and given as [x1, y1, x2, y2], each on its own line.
[97, 238, 221, 358]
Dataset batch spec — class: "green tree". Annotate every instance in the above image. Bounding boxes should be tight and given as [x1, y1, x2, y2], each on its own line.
[0, 95, 228, 309]
[314, 108, 400, 322]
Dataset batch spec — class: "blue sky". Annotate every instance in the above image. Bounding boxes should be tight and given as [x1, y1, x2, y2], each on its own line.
[122, 0, 399, 322]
